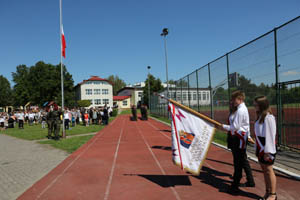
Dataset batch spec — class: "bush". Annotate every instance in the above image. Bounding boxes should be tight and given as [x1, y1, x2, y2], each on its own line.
[111, 108, 118, 117]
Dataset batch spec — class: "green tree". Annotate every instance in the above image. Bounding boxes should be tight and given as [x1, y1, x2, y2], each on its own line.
[143, 74, 164, 106]
[12, 61, 75, 107]
[0, 75, 12, 106]
[12, 65, 31, 106]
[77, 100, 92, 108]
[107, 75, 126, 95]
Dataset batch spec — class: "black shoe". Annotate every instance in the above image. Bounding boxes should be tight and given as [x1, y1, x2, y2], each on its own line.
[227, 186, 240, 195]
[46, 135, 52, 139]
[240, 182, 255, 187]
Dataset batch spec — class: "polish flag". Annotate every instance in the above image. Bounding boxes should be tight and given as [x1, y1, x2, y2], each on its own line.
[61, 26, 66, 58]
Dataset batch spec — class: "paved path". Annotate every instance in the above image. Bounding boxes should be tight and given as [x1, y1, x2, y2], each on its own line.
[0, 134, 68, 200]
[18, 115, 300, 200]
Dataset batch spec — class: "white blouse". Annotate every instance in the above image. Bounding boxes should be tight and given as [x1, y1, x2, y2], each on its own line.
[223, 103, 251, 138]
[254, 114, 277, 154]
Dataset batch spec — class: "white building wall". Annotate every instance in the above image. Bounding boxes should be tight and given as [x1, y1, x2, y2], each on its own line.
[159, 89, 211, 106]
[77, 81, 113, 108]
[134, 90, 143, 106]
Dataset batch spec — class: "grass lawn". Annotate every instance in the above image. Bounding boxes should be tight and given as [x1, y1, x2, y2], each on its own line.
[3, 117, 116, 141]
[120, 109, 141, 115]
[39, 135, 94, 153]
[150, 114, 171, 124]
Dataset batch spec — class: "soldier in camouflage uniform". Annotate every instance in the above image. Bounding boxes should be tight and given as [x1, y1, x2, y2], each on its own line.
[47, 103, 62, 140]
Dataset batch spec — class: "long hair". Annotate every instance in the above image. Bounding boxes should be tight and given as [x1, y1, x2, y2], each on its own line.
[254, 96, 272, 124]
[229, 100, 237, 114]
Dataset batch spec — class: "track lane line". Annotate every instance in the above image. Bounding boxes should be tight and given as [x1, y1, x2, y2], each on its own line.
[36, 116, 120, 200]
[134, 122, 182, 200]
[103, 117, 125, 200]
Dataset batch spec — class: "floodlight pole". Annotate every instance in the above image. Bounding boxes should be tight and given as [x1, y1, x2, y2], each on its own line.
[161, 28, 169, 99]
[147, 66, 151, 112]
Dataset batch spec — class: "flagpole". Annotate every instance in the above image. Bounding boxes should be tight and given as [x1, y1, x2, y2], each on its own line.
[59, 0, 65, 138]
[155, 93, 222, 127]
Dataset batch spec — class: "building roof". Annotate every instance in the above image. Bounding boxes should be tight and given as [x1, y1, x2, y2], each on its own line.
[76, 76, 112, 87]
[113, 96, 130, 101]
[116, 86, 143, 95]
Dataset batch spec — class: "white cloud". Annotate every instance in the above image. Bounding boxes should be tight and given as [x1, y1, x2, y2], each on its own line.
[282, 70, 300, 76]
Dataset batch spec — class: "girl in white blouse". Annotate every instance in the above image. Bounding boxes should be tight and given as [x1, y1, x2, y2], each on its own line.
[254, 96, 277, 200]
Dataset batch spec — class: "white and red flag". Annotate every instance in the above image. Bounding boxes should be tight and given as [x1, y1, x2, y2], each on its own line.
[61, 25, 66, 58]
[169, 102, 215, 175]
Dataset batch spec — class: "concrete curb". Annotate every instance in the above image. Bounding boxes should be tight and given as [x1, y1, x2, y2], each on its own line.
[150, 116, 300, 180]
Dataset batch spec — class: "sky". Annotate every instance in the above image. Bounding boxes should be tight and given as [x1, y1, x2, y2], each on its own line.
[0, 0, 300, 87]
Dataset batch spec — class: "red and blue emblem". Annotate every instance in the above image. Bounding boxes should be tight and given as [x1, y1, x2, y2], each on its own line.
[179, 130, 195, 149]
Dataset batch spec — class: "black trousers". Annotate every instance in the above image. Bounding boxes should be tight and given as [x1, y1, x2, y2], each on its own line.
[231, 146, 254, 187]
[65, 119, 70, 130]
[19, 120, 24, 128]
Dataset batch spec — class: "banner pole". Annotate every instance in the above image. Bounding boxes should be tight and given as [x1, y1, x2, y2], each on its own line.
[155, 93, 222, 127]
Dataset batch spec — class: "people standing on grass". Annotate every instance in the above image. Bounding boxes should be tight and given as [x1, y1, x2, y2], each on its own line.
[84, 111, 89, 126]
[18, 111, 25, 129]
[0, 113, 6, 131]
[254, 96, 277, 200]
[221, 90, 255, 195]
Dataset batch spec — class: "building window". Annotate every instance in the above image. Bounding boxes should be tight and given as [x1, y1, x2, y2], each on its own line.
[94, 99, 101, 105]
[86, 89, 92, 95]
[94, 81, 101, 85]
[102, 89, 109, 95]
[103, 99, 109, 105]
[138, 92, 142, 97]
[193, 92, 197, 100]
[177, 92, 181, 100]
[182, 92, 187, 100]
[89, 99, 93, 104]
[94, 89, 101, 95]
[202, 92, 206, 101]
[122, 100, 127, 106]
[172, 92, 176, 99]
[188, 92, 191, 101]
[198, 92, 202, 100]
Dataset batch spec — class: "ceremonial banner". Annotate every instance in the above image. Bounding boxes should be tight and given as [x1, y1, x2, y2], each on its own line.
[169, 102, 215, 175]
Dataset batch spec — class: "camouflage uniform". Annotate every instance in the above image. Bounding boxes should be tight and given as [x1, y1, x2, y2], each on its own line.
[47, 110, 61, 140]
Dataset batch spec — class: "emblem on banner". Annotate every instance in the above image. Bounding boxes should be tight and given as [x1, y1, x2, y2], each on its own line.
[179, 130, 195, 149]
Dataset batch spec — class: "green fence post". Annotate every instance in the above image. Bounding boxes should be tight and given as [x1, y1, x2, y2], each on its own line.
[196, 69, 200, 112]
[226, 53, 231, 108]
[188, 75, 191, 108]
[208, 63, 213, 119]
[274, 27, 283, 147]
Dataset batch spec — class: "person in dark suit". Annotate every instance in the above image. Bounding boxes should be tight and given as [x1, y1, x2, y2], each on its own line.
[131, 105, 137, 121]
[103, 105, 109, 125]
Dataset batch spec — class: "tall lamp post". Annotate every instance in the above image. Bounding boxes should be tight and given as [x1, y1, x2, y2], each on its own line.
[147, 66, 151, 112]
[161, 28, 169, 99]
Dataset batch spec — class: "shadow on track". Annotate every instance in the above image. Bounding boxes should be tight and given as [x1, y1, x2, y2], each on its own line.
[193, 166, 261, 199]
[124, 174, 192, 187]
[151, 145, 172, 151]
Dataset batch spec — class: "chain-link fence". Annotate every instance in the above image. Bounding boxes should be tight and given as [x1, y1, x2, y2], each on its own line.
[150, 16, 300, 150]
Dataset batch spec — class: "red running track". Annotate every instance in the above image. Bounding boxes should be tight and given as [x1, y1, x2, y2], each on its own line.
[18, 115, 300, 200]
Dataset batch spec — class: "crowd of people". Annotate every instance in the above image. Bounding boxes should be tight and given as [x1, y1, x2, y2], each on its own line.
[0, 110, 47, 130]
[0, 105, 114, 132]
